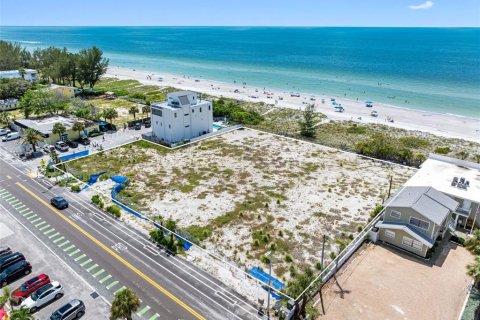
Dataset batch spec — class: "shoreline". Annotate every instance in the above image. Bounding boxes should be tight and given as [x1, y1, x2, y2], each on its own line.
[106, 66, 480, 142]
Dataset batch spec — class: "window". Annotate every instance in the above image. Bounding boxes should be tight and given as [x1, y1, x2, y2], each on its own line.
[152, 108, 162, 117]
[168, 124, 171, 129]
[200, 107, 202, 112]
[208, 105, 211, 110]
[409, 217, 430, 231]
[174, 113, 177, 118]
[192, 109, 194, 113]
[185, 125, 190, 128]
[385, 230, 395, 239]
[402, 236, 423, 251]
[390, 210, 401, 219]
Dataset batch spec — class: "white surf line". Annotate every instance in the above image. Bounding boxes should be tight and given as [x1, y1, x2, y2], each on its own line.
[64, 198, 255, 320]
[0, 201, 111, 307]
[68, 192, 259, 313]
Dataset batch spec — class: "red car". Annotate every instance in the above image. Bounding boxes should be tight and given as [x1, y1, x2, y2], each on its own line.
[10, 274, 50, 305]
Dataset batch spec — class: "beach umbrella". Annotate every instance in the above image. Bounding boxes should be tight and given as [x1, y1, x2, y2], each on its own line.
[365, 100, 374, 104]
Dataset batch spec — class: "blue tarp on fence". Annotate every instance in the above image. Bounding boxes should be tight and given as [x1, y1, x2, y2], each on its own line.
[59, 150, 89, 162]
[248, 266, 285, 300]
[81, 171, 107, 190]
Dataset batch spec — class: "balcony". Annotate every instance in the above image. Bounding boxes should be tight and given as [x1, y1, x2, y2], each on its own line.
[456, 206, 471, 216]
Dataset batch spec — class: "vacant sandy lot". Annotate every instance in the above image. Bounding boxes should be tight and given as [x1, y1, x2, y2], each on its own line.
[68, 128, 415, 282]
[319, 243, 473, 320]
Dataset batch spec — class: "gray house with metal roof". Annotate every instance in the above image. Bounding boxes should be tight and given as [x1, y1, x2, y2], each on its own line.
[377, 186, 459, 257]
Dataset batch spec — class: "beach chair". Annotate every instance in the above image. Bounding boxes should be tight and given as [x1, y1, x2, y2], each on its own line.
[451, 177, 458, 186]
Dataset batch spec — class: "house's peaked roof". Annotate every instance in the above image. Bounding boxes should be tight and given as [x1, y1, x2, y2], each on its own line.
[386, 186, 459, 226]
[377, 221, 435, 248]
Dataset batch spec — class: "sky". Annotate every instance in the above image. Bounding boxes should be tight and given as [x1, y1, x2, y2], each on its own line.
[0, 0, 479, 27]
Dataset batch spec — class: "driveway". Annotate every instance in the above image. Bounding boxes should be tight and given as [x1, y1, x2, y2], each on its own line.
[317, 242, 473, 320]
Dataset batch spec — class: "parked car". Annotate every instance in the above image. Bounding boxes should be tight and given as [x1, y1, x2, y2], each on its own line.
[0, 128, 11, 136]
[2, 132, 20, 142]
[0, 247, 12, 258]
[77, 137, 90, 146]
[21, 280, 64, 313]
[0, 260, 32, 287]
[371, 110, 379, 117]
[67, 141, 78, 148]
[0, 252, 26, 272]
[144, 122, 151, 128]
[50, 299, 85, 320]
[134, 123, 141, 130]
[43, 145, 55, 153]
[10, 274, 50, 305]
[55, 141, 69, 152]
[50, 197, 69, 210]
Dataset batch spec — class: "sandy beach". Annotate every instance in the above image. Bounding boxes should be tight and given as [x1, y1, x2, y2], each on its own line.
[106, 66, 479, 142]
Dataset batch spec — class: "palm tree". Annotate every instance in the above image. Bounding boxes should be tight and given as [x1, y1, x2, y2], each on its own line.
[0, 112, 11, 126]
[142, 105, 151, 117]
[110, 287, 140, 320]
[10, 308, 33, 320]
[475, 154, 480, 164]
[52, 122, 66, 140]
[0, 287, 10, 307]
[467, 256, 480, 282]
[21, 128, 42, 152]
[103, 108, 118, 123]
[128, 105, 139, 120]
[72, 121, 85, 139]
[465, 230, 480, 255]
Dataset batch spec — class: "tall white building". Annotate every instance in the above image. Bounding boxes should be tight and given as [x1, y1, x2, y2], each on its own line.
[150, 91, 213, 143]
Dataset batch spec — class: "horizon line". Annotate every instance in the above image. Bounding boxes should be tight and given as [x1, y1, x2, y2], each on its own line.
[1, 25, 479, 28]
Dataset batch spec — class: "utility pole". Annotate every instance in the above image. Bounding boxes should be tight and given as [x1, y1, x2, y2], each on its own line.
[387, 175, 393, 199]
[267, 252, 273, 320]
[319, 235, 326, 315]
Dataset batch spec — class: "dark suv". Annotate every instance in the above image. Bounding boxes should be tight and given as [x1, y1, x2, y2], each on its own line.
[50, 299, 85, 320]
[0, 252, 25, 272]
[51, 197, 69, 210]
[0, 247, 12, 258]
[0, 260, 32, 287]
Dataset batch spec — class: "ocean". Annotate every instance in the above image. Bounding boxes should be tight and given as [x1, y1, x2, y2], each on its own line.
[1, 26, 479, 118]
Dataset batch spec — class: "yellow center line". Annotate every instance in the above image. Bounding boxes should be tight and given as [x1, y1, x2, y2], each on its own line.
[16, 182, 205, 320]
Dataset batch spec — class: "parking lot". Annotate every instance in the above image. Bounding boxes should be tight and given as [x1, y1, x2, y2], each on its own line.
[0, 202, 110, 319]
[318, 243, 473, 320]
[0, 125, 150, 172]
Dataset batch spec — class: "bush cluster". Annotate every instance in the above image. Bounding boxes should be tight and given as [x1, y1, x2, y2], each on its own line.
[91, 194, 104, 209]
[212, 99, 263, 125]
[106, 205, 121, 218]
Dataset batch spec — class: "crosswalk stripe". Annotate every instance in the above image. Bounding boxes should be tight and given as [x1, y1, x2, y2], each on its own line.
[114, 286, 126, 295]
[30, 217, 42, 224]
[80, 259, 92, 267]
[24, 212, 35, 218]
[39, 224, 50, 231]
[48, 232, 60, 239]
[44, 228, 55, 235]
[99, 275, 112, 284]
[58, 240, 70, 248]
[93, 269, 105, 278]
[35, 221, 46, 228]
[136, 306, 151, 317]
[74, 254, 87, 262]
[63, 244, 76, 252]
[69, 249, 81, 257]
[19, 207, 30, 213]
[4, 196, 15, 201]
[148, 313, 160, 320]
[12, 203, 24, 209]
[26, 214, 38, 220]
[53, 236, 65, 244]
[106, 280, 119, 290]
[86, 264, 98, 272]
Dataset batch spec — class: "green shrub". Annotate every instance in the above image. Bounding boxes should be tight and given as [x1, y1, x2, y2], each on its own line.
[260, 255, 271, 264]
[91, 194, 101, 205]
[70, 185, 81, 192]
[370, 205, 384, 218]
[330, 251, 336, 259]
[99, 174, 110, 181]
[112, 89, 129, 96]
[285, 255, 293, 263]
[106, 205, 121, 218]
[89, 131, 104, 138]
[346, 124, 367, 134]
[398, 136, 430, 149]
[315, 262, 322, 270]
[434, 146, 451, 154]
[185, 225, 212, 242]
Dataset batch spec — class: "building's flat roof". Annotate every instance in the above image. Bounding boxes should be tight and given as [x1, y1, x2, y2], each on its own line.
[0, 99, 19, 105]
[14, 116, 90, 136]
[405, 154, 480, 204]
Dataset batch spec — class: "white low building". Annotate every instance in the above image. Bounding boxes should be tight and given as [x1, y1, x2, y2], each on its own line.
[150, 91, 213, 144]
[0, 69, 38, 81]
[0, 98, 20, 111]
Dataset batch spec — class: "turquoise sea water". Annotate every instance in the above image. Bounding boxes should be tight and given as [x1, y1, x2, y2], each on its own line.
[1, 26, 479, 118]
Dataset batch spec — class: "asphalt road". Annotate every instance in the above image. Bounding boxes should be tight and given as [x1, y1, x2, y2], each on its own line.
[0, 156, 260, 320]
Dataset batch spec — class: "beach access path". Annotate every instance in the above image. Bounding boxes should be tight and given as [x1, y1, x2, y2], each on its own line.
[106, 66, 480, 142]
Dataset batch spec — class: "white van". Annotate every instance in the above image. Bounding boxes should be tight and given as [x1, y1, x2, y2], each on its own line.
[2, 132, 20, 141]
